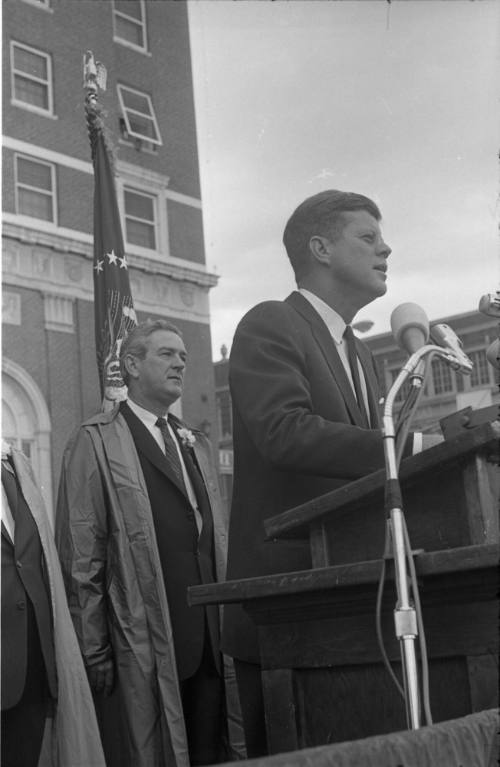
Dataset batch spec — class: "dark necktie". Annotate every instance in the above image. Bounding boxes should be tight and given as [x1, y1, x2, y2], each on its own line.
[155, 416, 186, 491]
[343, 326, 370, 428]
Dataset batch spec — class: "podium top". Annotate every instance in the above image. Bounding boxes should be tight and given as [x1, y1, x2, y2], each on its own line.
[264, 422, 498, 541]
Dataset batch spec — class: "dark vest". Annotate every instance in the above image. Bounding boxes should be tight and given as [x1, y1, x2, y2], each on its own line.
[1, 462, 57, 709]
[120, 403, 220, 680]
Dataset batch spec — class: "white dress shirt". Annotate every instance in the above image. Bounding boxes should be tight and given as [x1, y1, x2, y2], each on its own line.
[126, 398, 202, 533]
[297, 289, 422, 453]
[298, 288, 371, 417]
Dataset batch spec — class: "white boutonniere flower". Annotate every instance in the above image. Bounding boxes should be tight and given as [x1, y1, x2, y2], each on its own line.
[177, 428, 196, 449]
[1, 440, 12, 460]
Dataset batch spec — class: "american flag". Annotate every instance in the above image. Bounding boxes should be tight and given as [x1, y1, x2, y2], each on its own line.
[87, 97, 137, 408]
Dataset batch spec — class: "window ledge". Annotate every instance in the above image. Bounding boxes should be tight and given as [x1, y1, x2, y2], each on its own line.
[19, 0, 54, 11]
[118, 138, 160, 155]
[10, 100, 57, 119]
[113, 37, 151, 56]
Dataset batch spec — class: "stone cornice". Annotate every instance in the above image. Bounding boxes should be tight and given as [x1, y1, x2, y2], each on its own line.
[2, 221, 218, 288]
[2, 229, 216, 325]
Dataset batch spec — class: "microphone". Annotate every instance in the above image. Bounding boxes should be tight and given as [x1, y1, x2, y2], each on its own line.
[390, 303, 429, 355]
[430, 323, 473, 374]
[390, 303, 430, 388]
[486, 338, 500, 370]
[479, 291, 500, 318]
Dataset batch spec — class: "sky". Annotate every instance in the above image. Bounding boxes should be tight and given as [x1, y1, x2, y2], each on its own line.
[187, 0, 500, 360]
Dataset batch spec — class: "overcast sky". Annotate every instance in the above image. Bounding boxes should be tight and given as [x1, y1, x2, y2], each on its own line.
[188, 0, 499, 359]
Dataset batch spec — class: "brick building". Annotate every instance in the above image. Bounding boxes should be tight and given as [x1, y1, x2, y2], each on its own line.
[214, 309, 499, 510]
[2, 0, 218, 517]
[366, 310, 499, 433]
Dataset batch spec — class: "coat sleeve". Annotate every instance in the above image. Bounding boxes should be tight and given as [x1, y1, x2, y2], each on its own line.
[229, 302, 387, 479]
[55, 427, 113, 667]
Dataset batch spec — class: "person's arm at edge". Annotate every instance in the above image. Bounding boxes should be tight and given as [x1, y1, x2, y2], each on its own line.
[55, 426, 114, 696]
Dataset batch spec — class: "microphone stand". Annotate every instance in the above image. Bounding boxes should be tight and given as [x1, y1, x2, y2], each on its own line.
[381, 342, 473, 730]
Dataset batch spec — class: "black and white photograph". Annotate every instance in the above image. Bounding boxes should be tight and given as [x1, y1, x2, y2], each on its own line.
[2, 1, 499, 765]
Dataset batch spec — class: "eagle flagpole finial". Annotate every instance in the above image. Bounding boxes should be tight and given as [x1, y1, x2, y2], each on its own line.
[83, 51, 107, 104]
[83, 51, 110, 162]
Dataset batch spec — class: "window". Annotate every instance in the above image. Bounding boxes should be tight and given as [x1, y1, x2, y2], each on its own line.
[124, 187, 156, 249]
[15, 155, 56, 222]
[11, 41, 53, 114]
[431, 358, 453, 395]
[117, 85, 162, 146]
[217, 390, 233, 437]
[113, 0, 147, 51]
[469, 349, 491, 388]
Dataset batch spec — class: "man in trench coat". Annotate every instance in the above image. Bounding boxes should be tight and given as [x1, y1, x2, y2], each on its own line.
[56, 320, 229, 767]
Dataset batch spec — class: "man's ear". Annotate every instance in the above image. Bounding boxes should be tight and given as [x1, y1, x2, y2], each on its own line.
[309, 235, 332, 266]
[123, 354, 140, 381]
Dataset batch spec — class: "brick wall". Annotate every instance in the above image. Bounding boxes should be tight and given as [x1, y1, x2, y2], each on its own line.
[3, 0, 201, 197]
[2, 0, 217, 491]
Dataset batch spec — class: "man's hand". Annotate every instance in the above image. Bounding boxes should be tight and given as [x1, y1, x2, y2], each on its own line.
[87, 659, 114, 697]
[421, 433, 444, 451]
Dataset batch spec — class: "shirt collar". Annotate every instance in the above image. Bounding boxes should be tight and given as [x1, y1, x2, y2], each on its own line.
[298, 288, 347, 344]
[126, 398, 168, 428]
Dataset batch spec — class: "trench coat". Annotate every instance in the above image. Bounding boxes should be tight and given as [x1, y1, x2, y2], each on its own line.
[56, 406, 229, 767]
[5, 447, 106, 767]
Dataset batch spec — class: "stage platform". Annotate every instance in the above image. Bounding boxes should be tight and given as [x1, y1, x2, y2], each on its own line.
[223, 709, 499, 767]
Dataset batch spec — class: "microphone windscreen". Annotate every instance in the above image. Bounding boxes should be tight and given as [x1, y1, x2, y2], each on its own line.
[390, 303, 429, 354]
[479, 293, 500, 318]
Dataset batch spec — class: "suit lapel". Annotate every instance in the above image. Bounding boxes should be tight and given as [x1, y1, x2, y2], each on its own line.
[286, 291, 367, 427]
[168, 417, 211, 521]
[120, 402, 189, 499]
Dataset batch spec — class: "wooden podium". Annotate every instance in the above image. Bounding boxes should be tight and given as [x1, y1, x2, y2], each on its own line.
[189, 423, 499, 753]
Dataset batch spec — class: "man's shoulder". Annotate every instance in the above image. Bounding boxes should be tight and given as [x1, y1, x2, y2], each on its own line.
[63, 406, 136, 465]
[68, 406, 127, 444]
[78, 406, 122, 429]
[236, 294, 300, 330]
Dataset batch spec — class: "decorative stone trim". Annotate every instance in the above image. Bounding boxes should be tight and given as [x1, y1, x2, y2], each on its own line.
[2, 229, 215, 324]
[2, 220, 218, 287]
[43, 294, 74, 333]
[2, 291, 21, 325]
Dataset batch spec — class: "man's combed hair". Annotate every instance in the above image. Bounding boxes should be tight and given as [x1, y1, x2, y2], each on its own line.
[120, 319, 183, 385]
[283, 190, 382, 282]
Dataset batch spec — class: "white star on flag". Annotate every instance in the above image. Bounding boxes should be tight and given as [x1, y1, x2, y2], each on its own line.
[94, 259, 104, 274]
[106, 249, 118, 265]
[118, 255, 128, 269]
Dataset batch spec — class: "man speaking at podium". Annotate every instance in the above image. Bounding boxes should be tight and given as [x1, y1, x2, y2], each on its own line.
[222, 190, 440, 756]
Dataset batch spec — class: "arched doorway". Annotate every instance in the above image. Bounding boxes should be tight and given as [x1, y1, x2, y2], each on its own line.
[2, 359, 53, 524]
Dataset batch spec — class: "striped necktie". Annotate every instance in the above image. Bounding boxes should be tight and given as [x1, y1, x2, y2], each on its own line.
[155, 416, 186, 491]
[343, 326, 370, 428]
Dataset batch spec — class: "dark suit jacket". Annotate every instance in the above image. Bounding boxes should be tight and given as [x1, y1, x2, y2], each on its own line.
[223, 291, 398, 662]
[1, 464, 56, 709]
[120, 403, 220, 680]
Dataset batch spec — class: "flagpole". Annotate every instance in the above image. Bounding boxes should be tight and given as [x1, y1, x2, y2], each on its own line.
[83, 51, 137, 411]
